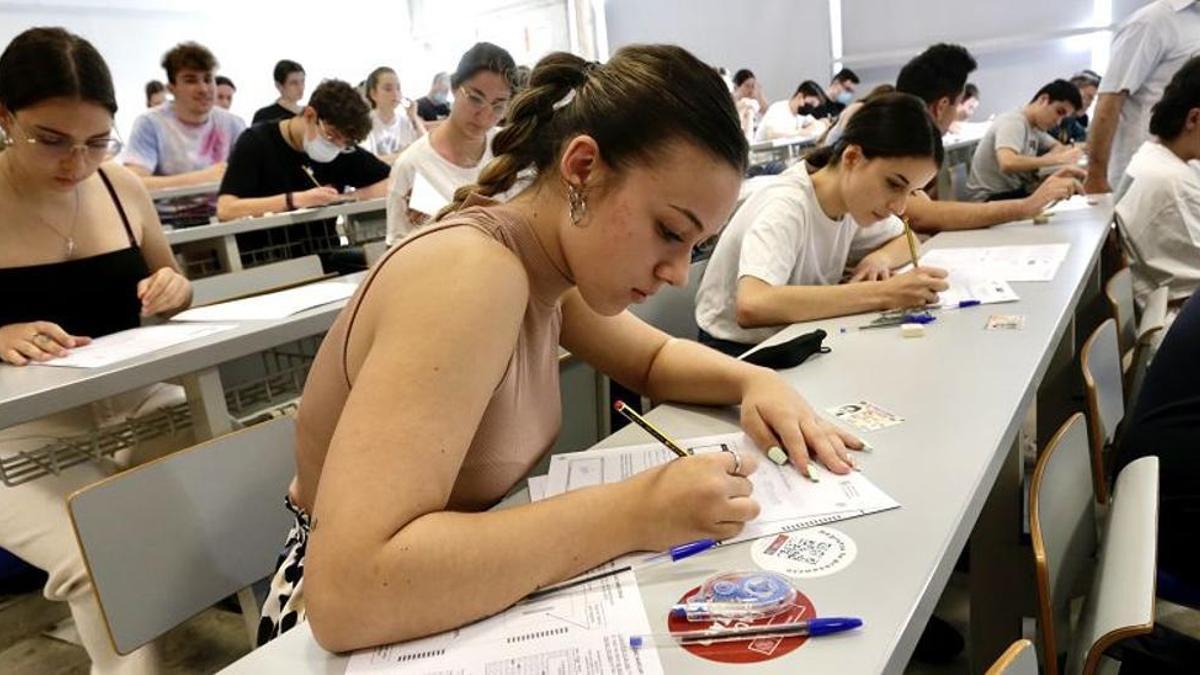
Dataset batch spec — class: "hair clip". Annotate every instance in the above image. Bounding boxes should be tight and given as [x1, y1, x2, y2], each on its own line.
[552, 88, 577, 110]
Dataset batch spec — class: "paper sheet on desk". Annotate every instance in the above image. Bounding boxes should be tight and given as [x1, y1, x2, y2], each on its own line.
[917, 243, 1070, 282]
[170, 281, 355, 322]
[407, 171, 448, 218]
[36, 324, 237, 368]
[541, 433, 900, 545]
[345, 570, 662, 675]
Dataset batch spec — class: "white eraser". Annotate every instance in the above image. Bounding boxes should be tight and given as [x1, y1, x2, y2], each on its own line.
[901, 322, 925, 338]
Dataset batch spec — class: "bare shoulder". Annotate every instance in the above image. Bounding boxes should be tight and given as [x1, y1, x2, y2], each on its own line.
[369, 226, 531, 322]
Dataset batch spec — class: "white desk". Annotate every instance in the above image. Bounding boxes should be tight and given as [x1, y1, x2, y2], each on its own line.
[0, 274, 366, 438]
[223, 198, 1114, 674]
[165, 199, 387, 274]
[748, 134, 818, 168]
[149, 182, 220, 202]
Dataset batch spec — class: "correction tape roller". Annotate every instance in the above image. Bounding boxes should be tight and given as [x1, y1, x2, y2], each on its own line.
[670, 571, 798, 622]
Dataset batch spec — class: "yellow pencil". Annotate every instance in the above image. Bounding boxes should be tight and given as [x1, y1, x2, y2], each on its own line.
[613, 400, 691, 458]
[902, 216, 920, 270]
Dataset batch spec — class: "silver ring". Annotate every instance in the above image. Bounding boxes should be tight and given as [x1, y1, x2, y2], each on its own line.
[724, 447, 743, 476]
[33, 333, 50, 346]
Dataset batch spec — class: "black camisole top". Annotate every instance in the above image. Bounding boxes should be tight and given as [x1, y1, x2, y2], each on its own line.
[0, 168, 150, 338]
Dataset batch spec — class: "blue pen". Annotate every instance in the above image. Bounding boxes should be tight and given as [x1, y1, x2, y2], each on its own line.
[629, 617, 863, 648]
[524, 539, 717, 600]
[952, 299, 981, 309]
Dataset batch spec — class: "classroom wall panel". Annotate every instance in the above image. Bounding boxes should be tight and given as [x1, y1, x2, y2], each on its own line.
[841, 0, 1098, 55]
[604, 0, 833, 105]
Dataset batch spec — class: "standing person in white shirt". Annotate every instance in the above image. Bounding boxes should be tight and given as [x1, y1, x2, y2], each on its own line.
[695, 93, 949, 355]
[1085, 0, 1200, 194]
[363, 66, 425, 164]
[755, 80, 831, 142]
[385, 42, 515, 244]
[1116, 55, 1200, 309]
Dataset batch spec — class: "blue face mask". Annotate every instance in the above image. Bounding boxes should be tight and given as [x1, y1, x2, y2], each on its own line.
[836, 91, 854, 105]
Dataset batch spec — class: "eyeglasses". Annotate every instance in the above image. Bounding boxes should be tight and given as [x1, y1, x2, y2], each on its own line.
[458, 86, 509, 116]
[4, 118, 123, 162]
[317, 120, 357, 153]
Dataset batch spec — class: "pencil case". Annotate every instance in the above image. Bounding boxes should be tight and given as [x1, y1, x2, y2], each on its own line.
[742, 329, 830, 370]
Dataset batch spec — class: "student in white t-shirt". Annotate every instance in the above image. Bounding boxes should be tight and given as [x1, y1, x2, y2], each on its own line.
[1116, 55, 1200, 309]
[755, 80, 831, 142]
[695, 93, 949, 354]
[363, 66, 425, 164]
[385, 42, 515, 244]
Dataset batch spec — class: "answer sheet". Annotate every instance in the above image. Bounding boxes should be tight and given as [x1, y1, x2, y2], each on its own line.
[345, 570, 662, 675]
[408, 170, 448, 217]
[170, 281, 355, 322]
[918, 243, 1070, 282]
[542, 433, 900, 544]
[36, 324, 237, 369]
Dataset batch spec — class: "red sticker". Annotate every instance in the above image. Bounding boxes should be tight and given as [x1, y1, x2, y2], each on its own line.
[666, 585, 816, 664]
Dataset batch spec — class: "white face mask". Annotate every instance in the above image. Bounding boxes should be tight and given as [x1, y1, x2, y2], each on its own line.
[303, 126, 342, 163]
[836, 91, 854, 105]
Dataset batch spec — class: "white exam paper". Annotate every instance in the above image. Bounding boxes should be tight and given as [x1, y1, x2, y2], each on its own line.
[37, 324, 237, 369]
[171, 281, 355, 322]
[918, 243, 1070, 282]
[542, 433, 900, 544]
[345, 570, 661, 675]
[408, 171, 448, 217]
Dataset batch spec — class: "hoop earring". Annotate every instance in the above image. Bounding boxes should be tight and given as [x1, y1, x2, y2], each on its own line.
[567, 182, 588, 226]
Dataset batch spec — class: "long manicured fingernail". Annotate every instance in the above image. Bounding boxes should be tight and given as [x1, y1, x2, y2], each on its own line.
[806, 461, 821, 482]
[767, 446, 789, 466]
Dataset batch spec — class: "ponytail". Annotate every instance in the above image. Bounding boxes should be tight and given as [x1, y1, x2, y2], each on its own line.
[803, 92, 942, 170]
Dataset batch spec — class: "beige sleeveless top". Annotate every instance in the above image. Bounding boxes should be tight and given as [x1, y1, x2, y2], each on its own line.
[294, 195, 573, 512]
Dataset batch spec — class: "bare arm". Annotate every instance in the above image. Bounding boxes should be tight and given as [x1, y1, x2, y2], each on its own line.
[105, 162, 193, 314]
[734, 268, 946, 327]
[559, 290, 865, 477]
[305, 233, 758, 651]
[906, 189, 1038, 232]
[215, 187, 340, 221]
[354, 177, 389, 201]
[1084, 92, 1126, 193]
[124, 162, 225, 190]
[996, 146, 1078, 174]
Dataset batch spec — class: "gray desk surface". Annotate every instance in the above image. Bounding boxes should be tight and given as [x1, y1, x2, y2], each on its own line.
[230, 199, 1113, 674]
[149, 182, 220, 201]
[164, 198, 386, 246]
[0, 274, 364, 430]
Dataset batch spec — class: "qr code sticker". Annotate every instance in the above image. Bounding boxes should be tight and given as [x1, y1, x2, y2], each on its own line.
[777, 538, 832, 566]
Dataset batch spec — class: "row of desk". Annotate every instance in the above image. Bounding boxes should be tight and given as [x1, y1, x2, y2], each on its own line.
[221, 194, 1115, 673]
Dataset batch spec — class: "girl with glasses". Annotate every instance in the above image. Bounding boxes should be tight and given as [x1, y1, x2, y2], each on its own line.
[0, 26, 193, 674]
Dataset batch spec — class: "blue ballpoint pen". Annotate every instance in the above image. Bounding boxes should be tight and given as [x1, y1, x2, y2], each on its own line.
[629, 617, 864, 648]
[524, 539, 717, 600]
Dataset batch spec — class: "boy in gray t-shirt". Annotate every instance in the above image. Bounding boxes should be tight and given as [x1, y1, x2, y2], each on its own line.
[965, 79, 1086, 202]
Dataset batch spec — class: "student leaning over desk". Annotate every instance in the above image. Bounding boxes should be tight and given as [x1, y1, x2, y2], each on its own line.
[892, 43, 1083, 233]
[963, 79, 1085, 202]
[256, 45, 865, 652]
[0, 27, 193, 675]
[694, 93, 950, 356]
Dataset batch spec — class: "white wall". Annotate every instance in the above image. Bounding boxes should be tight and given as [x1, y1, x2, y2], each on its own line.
[605, 0, 1160, 123]
[604, 0, 833, 105]
[0, 0, 574, 139]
